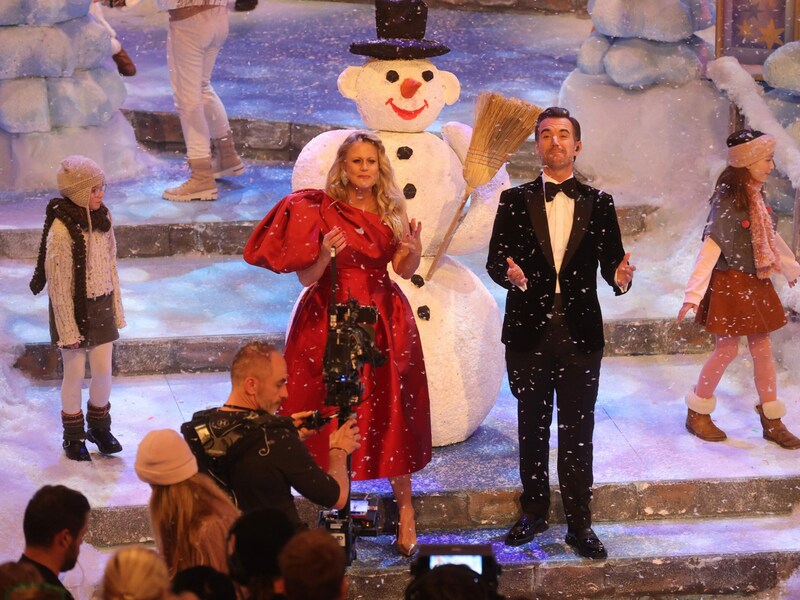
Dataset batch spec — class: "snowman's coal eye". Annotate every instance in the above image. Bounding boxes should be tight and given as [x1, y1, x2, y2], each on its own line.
[386, 70, 400, 83]
[422, 70, 434, 82]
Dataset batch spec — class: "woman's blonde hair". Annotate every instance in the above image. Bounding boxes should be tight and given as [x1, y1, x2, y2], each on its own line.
[101, 546, 168, 600]
[325, 130, 406, 240]
[148, 473, 239, 577]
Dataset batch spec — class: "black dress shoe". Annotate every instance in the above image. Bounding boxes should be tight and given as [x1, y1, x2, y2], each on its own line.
[63, 440, 91, 462]
[504, 515, 548, 546]
[87, 428, 122, 454]
[565, 527, 607, 560]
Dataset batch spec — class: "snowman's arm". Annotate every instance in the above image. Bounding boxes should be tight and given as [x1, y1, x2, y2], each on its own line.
[441, 122, 512, 255]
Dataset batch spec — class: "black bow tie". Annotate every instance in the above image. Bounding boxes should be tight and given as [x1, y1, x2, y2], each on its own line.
[544, 178, 577, 202]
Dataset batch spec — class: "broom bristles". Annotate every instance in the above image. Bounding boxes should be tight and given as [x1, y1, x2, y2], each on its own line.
[464, 92, 542, 189]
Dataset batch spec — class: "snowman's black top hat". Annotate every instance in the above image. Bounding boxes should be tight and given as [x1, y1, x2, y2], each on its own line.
[350, 0, 450, 60]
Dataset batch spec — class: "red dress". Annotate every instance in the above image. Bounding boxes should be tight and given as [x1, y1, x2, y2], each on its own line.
[244, 190, 432, 480]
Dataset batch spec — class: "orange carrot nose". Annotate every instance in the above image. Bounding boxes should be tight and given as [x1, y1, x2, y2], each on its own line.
[401, 78, 422, 98]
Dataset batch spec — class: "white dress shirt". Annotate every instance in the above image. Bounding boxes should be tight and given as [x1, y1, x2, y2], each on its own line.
[542, 173, 575, 294]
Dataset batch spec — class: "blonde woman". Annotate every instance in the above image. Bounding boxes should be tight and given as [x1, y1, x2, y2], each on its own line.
[244, 131, 431, 556]
[100, 547, 169, 600]
[134, 429, 240, 576]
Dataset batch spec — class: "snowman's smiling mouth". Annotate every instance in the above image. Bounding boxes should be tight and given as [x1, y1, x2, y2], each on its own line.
[385, 99, 429, 120]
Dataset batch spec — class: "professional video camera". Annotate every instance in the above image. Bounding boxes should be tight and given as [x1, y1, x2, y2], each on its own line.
[408, 544, 503, 600]
[322, 298, 386, 418]
[319, 248, 386, 564]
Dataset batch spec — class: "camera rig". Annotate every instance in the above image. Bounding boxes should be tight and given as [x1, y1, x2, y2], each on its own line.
[319, 247, 386, 564]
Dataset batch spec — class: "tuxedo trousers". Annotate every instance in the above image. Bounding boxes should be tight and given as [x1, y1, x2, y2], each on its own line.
[505, 296, 602, 530]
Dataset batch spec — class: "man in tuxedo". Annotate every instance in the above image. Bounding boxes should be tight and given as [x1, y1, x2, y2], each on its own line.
[486, 107, 635, 559]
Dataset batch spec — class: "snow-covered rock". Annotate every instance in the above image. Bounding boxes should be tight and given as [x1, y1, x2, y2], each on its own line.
[0, 0, 90, 27]
[48, 67, 127, 128]
[559, 70, 728, 208]
[0, 111, 140, 190]
[764, 41, 800, 95]
[603, 37, 706, 89]
[0, 78, 49, 133]
[589, 0, 715, 43]
[578, 32, 612, 76]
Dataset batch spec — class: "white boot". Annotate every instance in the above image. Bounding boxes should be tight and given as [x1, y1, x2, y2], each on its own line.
[163, 157, 218, 202]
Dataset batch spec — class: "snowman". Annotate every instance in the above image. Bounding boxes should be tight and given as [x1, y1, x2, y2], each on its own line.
[292, 0, 507, 446]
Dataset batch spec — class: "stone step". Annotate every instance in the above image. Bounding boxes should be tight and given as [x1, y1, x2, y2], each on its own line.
[4, 247, 713, 380]
[14, 316, 713, 381]
[31, 354, 800, 545]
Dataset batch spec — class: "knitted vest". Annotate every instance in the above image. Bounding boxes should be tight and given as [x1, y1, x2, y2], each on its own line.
[30, 198, 110, 343]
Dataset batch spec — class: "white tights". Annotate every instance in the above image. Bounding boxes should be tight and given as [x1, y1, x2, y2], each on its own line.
[60, 342, 113, 415]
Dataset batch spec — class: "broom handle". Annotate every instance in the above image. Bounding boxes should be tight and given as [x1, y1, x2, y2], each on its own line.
[425, 186, 474, 280]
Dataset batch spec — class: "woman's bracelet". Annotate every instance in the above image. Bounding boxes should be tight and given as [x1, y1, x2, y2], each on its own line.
[329, 446, 348, 455]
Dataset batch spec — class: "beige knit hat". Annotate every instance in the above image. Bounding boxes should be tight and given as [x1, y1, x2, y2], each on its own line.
[135, 429, 198, 486]
[57, 155, 105, 209]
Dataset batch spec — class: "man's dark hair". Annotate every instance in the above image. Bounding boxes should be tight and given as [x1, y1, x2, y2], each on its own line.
[535, 106, 581, 141]
[279, 530, 345, 600]
[171, 566, 236, 600]
[227, 508, 296, 587]
[22, 485, 90, 548]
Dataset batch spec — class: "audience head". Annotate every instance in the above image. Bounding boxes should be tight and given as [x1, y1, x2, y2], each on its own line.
[100, 546, 169, 600]
[22, 485, 91, 573]
[278, 529, 346, 600]
[135, 429, 198, 487]
[227, 508, 296, 594]
[135, 429, 237, 577]
[0, 561, 63, 600]
[229, 342, 288, 414]
[171, 566, 236, 600]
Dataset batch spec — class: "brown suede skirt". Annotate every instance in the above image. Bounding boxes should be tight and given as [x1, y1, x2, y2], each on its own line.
[696, 268, 786, 336]
[49, 293, 120, 348]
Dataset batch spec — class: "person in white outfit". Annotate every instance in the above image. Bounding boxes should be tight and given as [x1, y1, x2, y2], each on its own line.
[30, 156, 126, 462]
[159, 0, 245, 202]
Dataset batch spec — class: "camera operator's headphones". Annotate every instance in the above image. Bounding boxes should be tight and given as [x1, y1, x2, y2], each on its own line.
[405, 564, 503, 600]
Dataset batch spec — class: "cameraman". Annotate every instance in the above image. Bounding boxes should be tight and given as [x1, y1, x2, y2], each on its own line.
[190, 342, 359, 529]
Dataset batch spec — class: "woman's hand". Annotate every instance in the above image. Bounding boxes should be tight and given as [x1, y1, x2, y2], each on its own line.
[677, 302, 697, 322]
[397, 219, 422, 257]
[321, 226, 347, 257]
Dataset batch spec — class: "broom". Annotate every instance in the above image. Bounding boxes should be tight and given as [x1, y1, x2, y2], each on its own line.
[425, 92, 543, 280]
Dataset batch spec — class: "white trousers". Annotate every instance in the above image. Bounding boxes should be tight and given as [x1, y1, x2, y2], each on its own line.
[167, 7, 231, 160]
[60, 342, 113, 414]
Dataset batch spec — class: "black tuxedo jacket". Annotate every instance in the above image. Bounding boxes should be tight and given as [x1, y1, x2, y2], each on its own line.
[486, 175, 629, 353]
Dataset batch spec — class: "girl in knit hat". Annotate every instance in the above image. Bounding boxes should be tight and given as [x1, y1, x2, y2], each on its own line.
[678, 129, 800, 449]
[30, 155, 126, 462]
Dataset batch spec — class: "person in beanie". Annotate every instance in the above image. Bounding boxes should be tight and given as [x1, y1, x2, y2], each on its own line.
[158, 0, 245, 202]
[678, 129, 800, 448]
[30, 155, 126, 462]
[135, 429, 239, 577]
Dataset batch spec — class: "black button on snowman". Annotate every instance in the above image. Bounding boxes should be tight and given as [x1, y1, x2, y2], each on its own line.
[292, 0, 507, 446]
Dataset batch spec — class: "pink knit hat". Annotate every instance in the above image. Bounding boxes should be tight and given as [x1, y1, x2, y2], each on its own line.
[135, 429, 198, 486]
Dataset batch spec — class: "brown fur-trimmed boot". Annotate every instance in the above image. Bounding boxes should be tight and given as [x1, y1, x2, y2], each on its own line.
[685, 390, 727, 441]
[756, 401, 800, 449]
[62, 411, 91, 461]
[211, 132, 245, 179]
[163, 157, 218, 202]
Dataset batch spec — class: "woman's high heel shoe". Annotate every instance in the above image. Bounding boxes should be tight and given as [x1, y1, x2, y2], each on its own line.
[395, 512, 418, 557]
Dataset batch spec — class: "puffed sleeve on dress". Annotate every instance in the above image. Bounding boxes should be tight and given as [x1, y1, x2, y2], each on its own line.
[243, 189, 329, 273]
